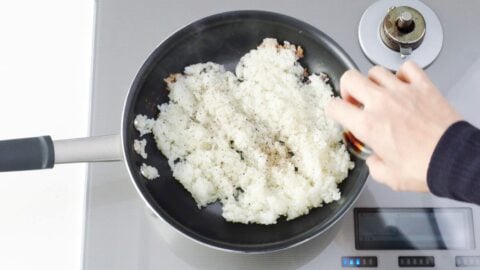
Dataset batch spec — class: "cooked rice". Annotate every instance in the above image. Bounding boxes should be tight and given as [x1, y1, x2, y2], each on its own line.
[135, 38, 352, 224]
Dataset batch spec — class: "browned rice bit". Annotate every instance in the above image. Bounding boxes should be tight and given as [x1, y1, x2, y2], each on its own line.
[164, 73, 179, 84]
[295, 46, 304, 58]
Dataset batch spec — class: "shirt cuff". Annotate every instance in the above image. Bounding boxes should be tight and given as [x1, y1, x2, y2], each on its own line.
[427, 121, 480, 202]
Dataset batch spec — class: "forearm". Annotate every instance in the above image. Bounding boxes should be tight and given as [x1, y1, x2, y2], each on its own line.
[427, 121, 480, 204]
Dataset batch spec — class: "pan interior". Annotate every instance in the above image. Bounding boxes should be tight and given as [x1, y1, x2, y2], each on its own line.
[124, 11, 368, 252]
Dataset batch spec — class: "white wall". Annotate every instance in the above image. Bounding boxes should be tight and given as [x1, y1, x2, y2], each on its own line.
[0, 1, 94, 269]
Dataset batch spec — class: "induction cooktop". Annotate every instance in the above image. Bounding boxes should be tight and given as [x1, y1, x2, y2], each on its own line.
[83, 0, 480, 269]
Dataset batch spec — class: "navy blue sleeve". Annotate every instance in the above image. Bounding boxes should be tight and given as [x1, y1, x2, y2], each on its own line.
[427, 121, 480, 204]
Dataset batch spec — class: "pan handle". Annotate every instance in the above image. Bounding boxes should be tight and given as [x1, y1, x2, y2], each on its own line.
[0, 136, 55, 172]
[0, 135, 123, 172]
[54, 135, 123, 164]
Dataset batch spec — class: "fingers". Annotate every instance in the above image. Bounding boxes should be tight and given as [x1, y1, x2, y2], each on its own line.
[325, 98, 367, 140]
[396, 60, 428, 84]
[340, 69, 379, 106]
[368, 65, 405, 89]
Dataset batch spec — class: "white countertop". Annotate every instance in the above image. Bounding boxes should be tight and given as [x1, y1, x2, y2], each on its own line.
[0, 1, 94, 269]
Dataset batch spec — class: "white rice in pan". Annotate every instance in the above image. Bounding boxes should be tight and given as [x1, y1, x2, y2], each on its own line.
[140, 163, 159, 180]
[135, 38, 352, 224]
[133, 139, 148, 159]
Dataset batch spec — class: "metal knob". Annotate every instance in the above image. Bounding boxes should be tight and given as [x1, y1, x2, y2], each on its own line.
[380, 6, 426, 57]
[397, 11, 414, 32]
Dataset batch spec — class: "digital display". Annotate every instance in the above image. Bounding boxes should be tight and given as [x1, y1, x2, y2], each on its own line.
[355, 208, 474, 250]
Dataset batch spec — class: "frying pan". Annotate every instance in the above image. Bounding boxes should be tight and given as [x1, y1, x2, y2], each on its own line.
[0, 10, 368, 252]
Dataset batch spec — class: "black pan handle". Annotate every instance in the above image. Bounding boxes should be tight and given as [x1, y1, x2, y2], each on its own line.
[0, 136, 55, 172]
[0, 135, 123, 172]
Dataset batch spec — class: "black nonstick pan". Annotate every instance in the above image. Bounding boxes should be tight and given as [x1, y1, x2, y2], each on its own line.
[0, 10, 368, 252]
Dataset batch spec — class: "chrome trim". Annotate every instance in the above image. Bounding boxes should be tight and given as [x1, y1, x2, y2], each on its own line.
[81, 1, 100, 269]
[54, 135, 122, 164]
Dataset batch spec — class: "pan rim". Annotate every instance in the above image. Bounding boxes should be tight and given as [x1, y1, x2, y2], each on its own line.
[121, 9, 368, 253]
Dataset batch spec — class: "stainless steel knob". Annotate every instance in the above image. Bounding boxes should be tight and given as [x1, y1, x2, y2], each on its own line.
[397, 11, 414, 32]
[380, 6, 426, 57]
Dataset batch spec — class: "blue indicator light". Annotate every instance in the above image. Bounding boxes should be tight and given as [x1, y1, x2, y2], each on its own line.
[342, 256, 378, 267]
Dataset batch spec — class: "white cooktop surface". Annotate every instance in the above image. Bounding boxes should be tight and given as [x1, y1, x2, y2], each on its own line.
[83, 0, 480, 269]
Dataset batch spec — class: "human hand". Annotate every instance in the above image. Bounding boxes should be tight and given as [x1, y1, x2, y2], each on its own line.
[326, 61, 462, 192]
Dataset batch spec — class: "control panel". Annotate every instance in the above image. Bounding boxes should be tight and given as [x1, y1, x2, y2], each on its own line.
[398, 256, 435, 267]
[342, 256, 378, 268]
[456, 256, 480, 267]
[340, 207, 478, 268]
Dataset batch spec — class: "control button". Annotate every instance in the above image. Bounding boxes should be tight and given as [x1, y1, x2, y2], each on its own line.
[342, 256, 377, 267]
[456, 256, 480, 267]
[399, 256, 434, 267]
